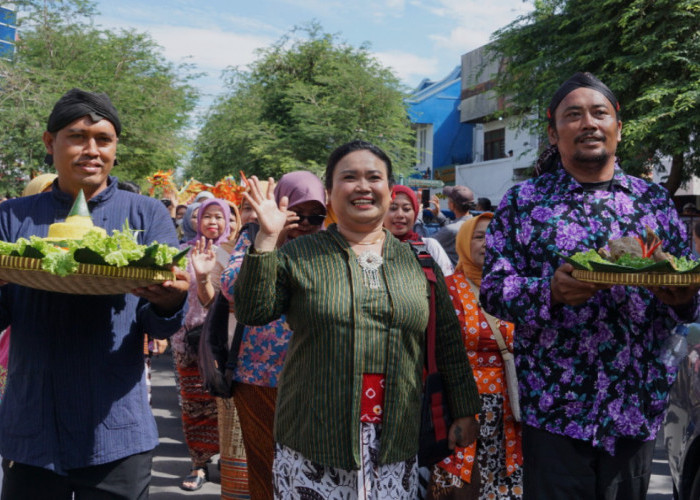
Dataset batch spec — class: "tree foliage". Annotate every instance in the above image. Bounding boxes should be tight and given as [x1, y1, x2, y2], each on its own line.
[0, 0, 198, 195]
[189, 24, 415, 183]
[489, 0, 700, 193]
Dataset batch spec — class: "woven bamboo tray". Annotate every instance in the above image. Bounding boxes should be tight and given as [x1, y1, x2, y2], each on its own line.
[0, 254, 175, 295]
[572, 269, 700, 287]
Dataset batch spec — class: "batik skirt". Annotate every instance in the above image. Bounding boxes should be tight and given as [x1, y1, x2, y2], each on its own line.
[429, 393, 523, 499]
[273, 422, 418, 499]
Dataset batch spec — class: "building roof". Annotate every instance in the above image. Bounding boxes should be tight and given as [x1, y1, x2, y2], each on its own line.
[406, 66, 461, 104]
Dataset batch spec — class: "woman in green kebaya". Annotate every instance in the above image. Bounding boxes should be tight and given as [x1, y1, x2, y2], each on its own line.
[234, 140, 481, 498]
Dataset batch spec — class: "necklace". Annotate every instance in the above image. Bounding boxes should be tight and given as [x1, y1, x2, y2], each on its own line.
[357, 250, 383, 289]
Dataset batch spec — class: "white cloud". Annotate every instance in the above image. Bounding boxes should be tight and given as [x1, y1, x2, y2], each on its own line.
[385, 0, 407, 10]
[373, 50, 439, 84]
[429, 26, 491, 52]
[146, 25, 271, 73]
[426, 0, 531, 19]
[423, 0, 532, 52]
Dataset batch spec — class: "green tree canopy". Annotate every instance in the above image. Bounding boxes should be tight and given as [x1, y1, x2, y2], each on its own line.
[189, 24, 415, 183]
[489, 0, 700, 193]
[0, 0, 198, 195]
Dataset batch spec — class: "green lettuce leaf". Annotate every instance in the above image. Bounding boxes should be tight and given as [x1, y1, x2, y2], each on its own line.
[614, 253, 655, 268]
[40, 248, 79, 276]
[568, 249, 607, 270]
[13, 238, 30, 257]
[674, 256, 700, 273]
[81, 227, 146, 267]
[152, 243, 177, 267]
[0, 240, 15, 255]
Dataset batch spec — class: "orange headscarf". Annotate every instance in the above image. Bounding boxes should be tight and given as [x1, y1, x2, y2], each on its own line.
[454, 212, 493, 286]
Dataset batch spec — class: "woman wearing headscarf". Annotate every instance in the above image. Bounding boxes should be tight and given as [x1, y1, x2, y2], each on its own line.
[383, 184, 453, 277]
[220, 170, 327, 499]
[428, 212, 523, 500]
[172, 198, 233, 491]
[208, 199, 249, 499]
[180, 202, 201, 244]
[233, 141, 480, 498]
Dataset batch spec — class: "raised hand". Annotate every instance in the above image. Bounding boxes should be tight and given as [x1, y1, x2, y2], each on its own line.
[191, 236, 217, 280]
[430, 195, 441, 216]
[245, 176, 297, 252]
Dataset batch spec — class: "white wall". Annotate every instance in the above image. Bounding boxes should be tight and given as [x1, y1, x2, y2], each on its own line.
[456, 158, 519, 208]
[457, 116, 538, 206]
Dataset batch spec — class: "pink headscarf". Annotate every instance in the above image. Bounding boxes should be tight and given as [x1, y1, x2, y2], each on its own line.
[274, 171, 326, 213]
[190, 198, 232, 246]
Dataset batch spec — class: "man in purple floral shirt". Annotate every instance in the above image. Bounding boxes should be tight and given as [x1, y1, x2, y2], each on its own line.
[481, 72, 700, 499]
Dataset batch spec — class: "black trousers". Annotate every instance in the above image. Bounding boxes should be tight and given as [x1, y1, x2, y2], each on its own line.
[1, 450, 153, 500]
[522, 425, 654, 500]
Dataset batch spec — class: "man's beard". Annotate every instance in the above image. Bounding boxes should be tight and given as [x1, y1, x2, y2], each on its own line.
[573, 150, 613, 170]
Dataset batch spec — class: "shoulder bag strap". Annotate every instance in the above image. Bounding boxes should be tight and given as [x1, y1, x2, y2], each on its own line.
[409, 242, 438, 375]
[465, 279, 510, 358]
[465, 278, 521, 421]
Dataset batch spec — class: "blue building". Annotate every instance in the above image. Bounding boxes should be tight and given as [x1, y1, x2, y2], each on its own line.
[406, 66, 473, 184]
[0, 6, 17, 60]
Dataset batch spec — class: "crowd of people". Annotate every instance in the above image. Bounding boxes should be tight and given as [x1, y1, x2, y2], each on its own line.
[0, 72, 697, 500]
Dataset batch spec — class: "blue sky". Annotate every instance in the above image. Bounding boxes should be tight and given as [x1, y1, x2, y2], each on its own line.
[91, 0, 533, 112]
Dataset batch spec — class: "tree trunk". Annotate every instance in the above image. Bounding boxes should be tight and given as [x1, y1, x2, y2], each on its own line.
[662, 154, 685, 195]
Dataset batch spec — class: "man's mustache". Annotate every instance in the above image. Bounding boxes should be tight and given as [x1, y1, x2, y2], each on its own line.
[575, 133, 605, 143]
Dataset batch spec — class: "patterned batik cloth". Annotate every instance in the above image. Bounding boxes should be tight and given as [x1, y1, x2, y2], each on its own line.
[175, 353, 220, 468]
[439, 273, 521, 484]
[220, 228, 293, 387]
[272, 423, 418, 500]
[360, 374, 385, 423]
[233, 384, 278, 500]
[430, 393, 523, 500]
[218, 397, 250, 499]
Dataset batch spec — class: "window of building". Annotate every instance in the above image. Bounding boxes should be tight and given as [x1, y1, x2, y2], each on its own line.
[484, 128, 505, 161]
[418, 127, 428, 165]
[415, 124, 433, 170]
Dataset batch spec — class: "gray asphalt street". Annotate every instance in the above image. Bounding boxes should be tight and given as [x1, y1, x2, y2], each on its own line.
[149, 351, 222, 499]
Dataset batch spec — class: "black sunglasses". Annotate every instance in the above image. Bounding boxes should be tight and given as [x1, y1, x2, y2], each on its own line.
[294, 214, 326, 226]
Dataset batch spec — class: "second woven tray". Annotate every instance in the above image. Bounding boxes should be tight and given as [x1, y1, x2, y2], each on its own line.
[572, 269, 700, 287]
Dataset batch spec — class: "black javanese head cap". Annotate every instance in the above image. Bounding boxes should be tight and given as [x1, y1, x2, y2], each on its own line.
[534, 72, 621, 177]
[546, 72, 620, 128]
[45, 88, 121, 165]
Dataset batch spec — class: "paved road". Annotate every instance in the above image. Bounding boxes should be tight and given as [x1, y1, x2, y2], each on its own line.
[149, 351, 222, 499]
[649, 428, 675, 500]
[148, 349, 675, 499]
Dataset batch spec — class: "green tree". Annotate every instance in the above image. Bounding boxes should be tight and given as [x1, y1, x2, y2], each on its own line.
[489, 0, 700, 193]
[0, 0, 198, 195]
[189, 24, 415, 182]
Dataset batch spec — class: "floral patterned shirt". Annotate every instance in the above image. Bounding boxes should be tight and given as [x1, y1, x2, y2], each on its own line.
[481, 165, 699, 453]
[221, 228, 292, 387]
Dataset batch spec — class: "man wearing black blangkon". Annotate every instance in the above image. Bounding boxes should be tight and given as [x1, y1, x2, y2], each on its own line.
[0, 88, 189, 499]
[480, 72, 700, 499]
